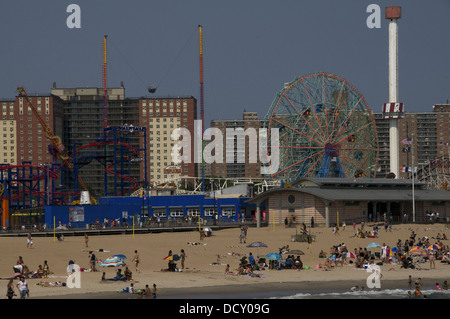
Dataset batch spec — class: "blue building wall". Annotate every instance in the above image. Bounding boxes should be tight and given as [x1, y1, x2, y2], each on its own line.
[45, 195, 260, 228]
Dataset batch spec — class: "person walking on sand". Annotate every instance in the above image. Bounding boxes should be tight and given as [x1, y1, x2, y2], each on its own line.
[26, 233, 33, 248]
[16, 276, 28, 299]
[84, 233, 89, 247]
[180, 249, 186, 270]
[239, 226, 246, 244]
[89, 251, 97, 272]
[132, 250, 140, 273]
[333, 226, 339, 236]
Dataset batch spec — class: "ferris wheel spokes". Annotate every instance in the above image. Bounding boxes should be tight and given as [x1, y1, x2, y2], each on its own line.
[281, 94, 326, 144]
[271, 117, 325, 146]
[265, 72, 379, 182]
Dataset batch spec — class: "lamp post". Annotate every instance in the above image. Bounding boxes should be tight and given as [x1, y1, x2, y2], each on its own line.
[210, 180, 217, 225]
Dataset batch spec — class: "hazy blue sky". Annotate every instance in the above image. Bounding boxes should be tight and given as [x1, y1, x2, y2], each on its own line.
[1, 1, 449, 125]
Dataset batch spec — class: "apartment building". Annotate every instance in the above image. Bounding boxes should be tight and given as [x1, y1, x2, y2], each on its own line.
[374, 104, 450, 178]
[210, 111, 265, 179]
[0, 94, 64, 166]
[139, 96, 197, 185]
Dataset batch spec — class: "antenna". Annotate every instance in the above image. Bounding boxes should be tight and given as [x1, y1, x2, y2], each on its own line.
[103, 35, 108, 130]
[199, 25, 205, 192]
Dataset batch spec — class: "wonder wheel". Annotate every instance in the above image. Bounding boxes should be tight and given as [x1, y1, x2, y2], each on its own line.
[264, 72, 379, 183]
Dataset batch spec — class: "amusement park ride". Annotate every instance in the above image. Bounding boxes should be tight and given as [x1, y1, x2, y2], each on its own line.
[264, 72, 379, 182]
[0, 86, 148, 226]
[1, 44, 148, 229]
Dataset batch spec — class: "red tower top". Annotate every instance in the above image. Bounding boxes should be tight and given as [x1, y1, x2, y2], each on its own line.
[386, 6, 401, 20]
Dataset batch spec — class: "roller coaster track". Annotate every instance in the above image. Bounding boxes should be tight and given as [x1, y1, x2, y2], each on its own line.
[75, 141, 140, 192]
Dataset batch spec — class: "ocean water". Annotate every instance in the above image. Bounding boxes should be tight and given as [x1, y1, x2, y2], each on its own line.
[272, 287, 450, 299]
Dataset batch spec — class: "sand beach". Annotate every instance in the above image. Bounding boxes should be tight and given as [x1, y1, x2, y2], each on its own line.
[2, 222, 450, 299]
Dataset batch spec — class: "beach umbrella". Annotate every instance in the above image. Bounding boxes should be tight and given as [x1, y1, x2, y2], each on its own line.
[265, 253, 282, 261]
[163, 254, 180, 261]
[427, 244, 441, 250]
[366, 242, 381, 249]
[247, 242, 268, 248]
[99, 256, 125, 267]
[113, 254, 127, 260]
[289, 249, 305, 255]
[410, 248, 427, 256]
[247, 242, 268, 256]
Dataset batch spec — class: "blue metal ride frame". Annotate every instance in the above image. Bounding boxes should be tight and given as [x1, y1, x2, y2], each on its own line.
[317, 148, 346, 178]
[72, 126, 148, 198]
[0, 162, 60, 210]
[103, 125, 148, 197]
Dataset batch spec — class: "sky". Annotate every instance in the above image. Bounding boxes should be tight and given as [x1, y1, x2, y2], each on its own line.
[1, 0, 449, 125]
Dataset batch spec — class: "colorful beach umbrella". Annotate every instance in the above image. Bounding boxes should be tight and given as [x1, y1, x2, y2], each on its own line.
[427, 244, 441, 250]
[265, 253, 282, 261]
[163, 254, 180, 261]
[99, 256, 125, 267]
[366, 242, 381, 249]
[410, 247, 427, 256]
[113, 254, 127, 260]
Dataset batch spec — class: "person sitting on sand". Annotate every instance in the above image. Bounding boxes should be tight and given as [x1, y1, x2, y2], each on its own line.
[43, 261, 50, 277]
[124, 267, 132, 281]
[21, 265, 31, 278]
[35, 265, 45, 278]
[225, 264, 231, 275]
[319, 250, 327, 258]
[109, 269, 125, 281]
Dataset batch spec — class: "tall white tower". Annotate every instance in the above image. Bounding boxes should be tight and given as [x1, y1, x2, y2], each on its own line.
[383, 6, 404, 178]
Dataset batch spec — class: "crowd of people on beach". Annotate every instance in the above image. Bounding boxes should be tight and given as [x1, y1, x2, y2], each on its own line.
[6, 218, 450, 299]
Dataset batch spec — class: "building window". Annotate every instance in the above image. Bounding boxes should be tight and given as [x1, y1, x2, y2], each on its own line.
[204, 207, 217, 217]
[187, 208, 200, 217]
[153, 208, 166, 218]
[170, 208, 184, 217]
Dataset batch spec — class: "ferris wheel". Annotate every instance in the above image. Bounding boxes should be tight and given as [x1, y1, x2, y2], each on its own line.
[264, 72, 379, 183]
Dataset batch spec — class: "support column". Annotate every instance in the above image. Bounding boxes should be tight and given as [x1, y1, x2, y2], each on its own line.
[325, 201, 330, 228]
[256, 205, 261, 228]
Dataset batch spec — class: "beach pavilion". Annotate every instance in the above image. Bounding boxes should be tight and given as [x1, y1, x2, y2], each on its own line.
[247, 178, 450, 228]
